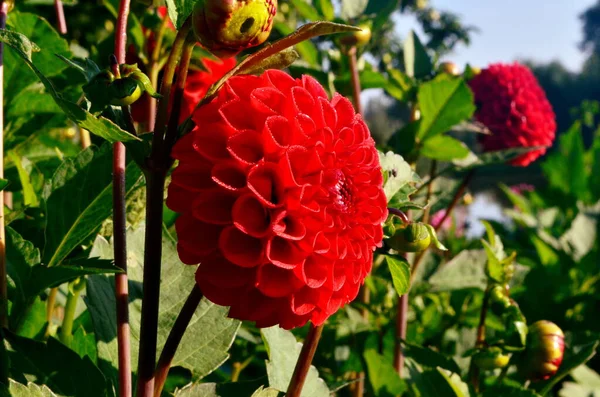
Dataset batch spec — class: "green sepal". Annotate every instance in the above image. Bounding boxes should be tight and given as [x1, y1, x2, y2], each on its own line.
[425, 224, 448, 251]
[120, 63, 162, 99]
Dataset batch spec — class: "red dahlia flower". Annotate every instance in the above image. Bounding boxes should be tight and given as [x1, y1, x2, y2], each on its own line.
[167, 70, 388, 329]
[468, 63, 556, 167]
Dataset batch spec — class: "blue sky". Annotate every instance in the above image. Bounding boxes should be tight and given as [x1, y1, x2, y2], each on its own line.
[396, 0, 596, 72]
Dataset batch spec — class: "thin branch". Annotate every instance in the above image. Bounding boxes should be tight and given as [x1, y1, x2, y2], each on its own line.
[0, 0, 9, 329]
[286, 324, 325, 397]
[394, 292, 408, 376]
[113, 0, 134, 394]
[153, 285, 203, 397]
[53, 0, 67, 34]
[347, 46, 362, 115]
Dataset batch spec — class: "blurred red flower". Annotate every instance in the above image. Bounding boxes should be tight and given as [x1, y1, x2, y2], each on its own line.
[167, 70, 387, 329]
[469, 63, 556, 167]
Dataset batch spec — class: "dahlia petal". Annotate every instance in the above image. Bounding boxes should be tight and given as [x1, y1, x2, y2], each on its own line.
[273, 214, 307, 240]
[175, 216, 222, 260]
[302, 75, 328, 100]
[264, 115, 293, 154]
[225, 74, 263, 100]
[192, 100, 222, 126]
[331, 94, 355, 128]
[291, 87, 316, 117]
[211, 161, 247, 191]
[196, 252, 255, 288]
[264, 70, 297, 94]
[232, 194, 272, 237]
[166, 183, 200, 213]
[196, 278, 242, 307]
[177, 241, 204, 265]
[193, 123, 232, 161]
[295, 113, 317, 140]
[302, 254, 331, 288]
[318, 97, 338, 130]
[191, 189, 237, 224]
[220, 98, 256, 131]
[266, 236, 306, 269]
[251, 87, 286, 116]
[247, 164, 285, 208]
[171, 132, 197, 161]
[256, 264, 303, 297]
[227, 130, 265, 165]
[171, 161, 214, 192]
[219, 226, 264, 268]
[290, 286, 321, 315]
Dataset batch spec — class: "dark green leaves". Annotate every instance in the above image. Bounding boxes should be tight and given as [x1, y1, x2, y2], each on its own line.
[386, 255, 411, 296]
[0, 27, 140, 144]
[400, 341, 461, 374]
[421, 136, 470, 161]
[417, 75, 476, 141]
[364, 349, 406, 397]
[8, 380, 58, 397]
[165, 0, 194, 29]
[43, 144, 143, 267]
[5, 332, 109, 397]
[261, 326, 329, 397]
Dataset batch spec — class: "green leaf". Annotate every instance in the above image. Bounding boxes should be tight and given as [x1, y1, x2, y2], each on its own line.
[534, 340, 600, 396]
[314, 0, 334, 21]
[273, 23, 319, 67]
[403, 31, 433, 79]
[8, 380, 58, 397]
[5, 332, 110, 397]
[417, 75, 475, 140]
[341, 0, 369, 19]
[0, 28, 141, 144]
[386, 68, 414, 102]
[363, 349, 406, 396]
[559, 209, 598, 261]
[8, 151, 39, 207]
[407, 366, 467, 397]
[400, 340, 461, 374]
[454, 147, 545, 169]
[421, 135, 470, 161]
[0, 179, 8, 192]
[500, 183, 533, 214]
[251, 387, 281, 397]
[291, 0, 321, 20]
[483, 385, 541, 397]
[71, 327, 98, 363]
[386, 255, 411, 296]
[174, 379, 268, 397]
[261, 326, 329, 397]
[85, 223, 240, 383]
[238, 47, 300, 76]
[590, 137, 600, 201]
[5, 12, 71, 102]
[378, 151, 420, 202]
[542, 122, 588, 201]
[428, 250, 488, 291]
[43, 144, 143, 267]
[165, 0, 193, 29]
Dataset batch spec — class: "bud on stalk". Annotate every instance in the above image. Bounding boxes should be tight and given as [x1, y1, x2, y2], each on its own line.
[193, 0, 277, 58]
[519, 320, 565, 381]
[473, 346, 510, 370]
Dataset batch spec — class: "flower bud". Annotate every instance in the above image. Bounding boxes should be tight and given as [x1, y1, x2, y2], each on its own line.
[192, 0, 277, 58]
[489, 284, 511, 314]
[388, 222, 431, 253]
[473, 347, 510, 370]
[519, 321, 565, 381]
[340, 24, 372, 47]
[439, 61, 460, 76]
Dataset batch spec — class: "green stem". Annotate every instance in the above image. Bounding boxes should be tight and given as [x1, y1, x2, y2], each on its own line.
[58, 278, 86, 347]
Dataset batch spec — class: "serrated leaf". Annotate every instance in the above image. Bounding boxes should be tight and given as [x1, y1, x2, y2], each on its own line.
[534, 340, 600, 396]
[174, 379, 268, 397]
[421, 135, 471, 161]
[341, 0, 369, 19]
[71, 327, 98, 363]
[364, 349, 406, 396]
[42, 144, 143, 268]
[85, 223, 240, 383]
[0, 28, 141, 143]
[404, 31, 432, 79]
[261, 326, 330, 397]
[428, 250, 488, 291]
[5, 332, 109, 397]
[386, 255, 411, 296]
[251, 386, 281, 397]
[8, 380, 58, 397]
[165, 0, 193, 29]
[378, 151, 420, 202]
[407, 365, 466, 397]
[417, 75, 475, 140]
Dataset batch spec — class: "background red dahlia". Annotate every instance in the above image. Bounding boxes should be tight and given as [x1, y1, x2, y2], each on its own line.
[468, 62, 557, 167]
[167, 70, 388, 329]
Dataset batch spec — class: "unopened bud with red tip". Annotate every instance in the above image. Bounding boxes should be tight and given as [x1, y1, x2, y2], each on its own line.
[192, 0, 277, 58]
[473, 347, 511, 370]
[519, 320, 565, 381]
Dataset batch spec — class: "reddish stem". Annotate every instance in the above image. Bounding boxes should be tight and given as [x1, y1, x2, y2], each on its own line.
[348, 46, 362, 114]
[0, 0, 8, 330]
[394, 292, 408, 375]
[53, 0, 67, 34]
[286, 324, 325, 397]
[113, 0, 133, 395]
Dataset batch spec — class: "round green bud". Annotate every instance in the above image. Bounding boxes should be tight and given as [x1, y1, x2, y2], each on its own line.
[388, 222, 431, 253]
[473, 347, 510, 370]
[193, 0, 277, 58]
[109, 78, 143, 106]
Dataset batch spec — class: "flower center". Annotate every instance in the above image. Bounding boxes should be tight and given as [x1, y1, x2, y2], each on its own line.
[327, 169, 354, 213]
